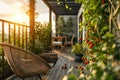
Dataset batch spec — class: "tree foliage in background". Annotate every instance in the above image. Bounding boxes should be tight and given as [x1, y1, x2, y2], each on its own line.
[65, 17, 74, 34]
[57, 16, 74, 35]
[56, 16, 66, 35]
[28, 22, 51, 54]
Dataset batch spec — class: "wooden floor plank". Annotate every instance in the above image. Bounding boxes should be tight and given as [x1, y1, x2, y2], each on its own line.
[47, 50, 82, 80]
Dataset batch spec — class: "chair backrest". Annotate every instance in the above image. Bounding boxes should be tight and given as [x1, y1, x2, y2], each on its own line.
[64, 34, 74, 42]
[0, 43, 51, 78]
[71, 34, 75, 42]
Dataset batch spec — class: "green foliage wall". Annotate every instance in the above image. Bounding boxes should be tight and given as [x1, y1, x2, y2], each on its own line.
[67, 0, 120, 80]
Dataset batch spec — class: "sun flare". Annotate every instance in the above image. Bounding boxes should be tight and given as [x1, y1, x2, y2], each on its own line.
[13, 13, 29, 25]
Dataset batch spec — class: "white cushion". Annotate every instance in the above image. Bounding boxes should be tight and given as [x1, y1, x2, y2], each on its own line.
[52, 41, 62, 45]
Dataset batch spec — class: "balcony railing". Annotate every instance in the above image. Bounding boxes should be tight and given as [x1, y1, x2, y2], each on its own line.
[0, 19, 30, 79]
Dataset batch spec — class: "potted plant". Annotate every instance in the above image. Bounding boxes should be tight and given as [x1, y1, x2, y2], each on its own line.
[71, 43, 83, 62]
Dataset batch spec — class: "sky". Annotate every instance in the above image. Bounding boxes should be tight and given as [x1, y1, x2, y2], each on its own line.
[0, 0, 49, 25]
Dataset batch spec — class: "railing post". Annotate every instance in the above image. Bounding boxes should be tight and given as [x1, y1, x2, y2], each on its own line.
[18, 25, 20, 47]
[8, 23, 11, 44]
[22, 26, 24, 48]
[26, 27, 28, 50]
[2, 22, 5, 78]
[13, 24, 16, 45]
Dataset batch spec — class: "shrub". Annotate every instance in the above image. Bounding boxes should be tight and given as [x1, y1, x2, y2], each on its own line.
[71, 43, 83, 54]
[28, 22, 51, 54]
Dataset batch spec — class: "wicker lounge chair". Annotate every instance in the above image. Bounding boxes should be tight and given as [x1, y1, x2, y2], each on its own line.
[0, 43, 58, 80]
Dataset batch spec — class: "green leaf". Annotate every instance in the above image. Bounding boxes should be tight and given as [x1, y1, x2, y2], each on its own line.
[102, 32, 114, 39]
[101, 26, 108, 32]
[69, 7, 72, 11]
[105, 75, 113, 80]
[68, 74, 77, 80]
[65, 5, 69, 9]
[57, 2, 60, 5]
[96, 68, 103, 79]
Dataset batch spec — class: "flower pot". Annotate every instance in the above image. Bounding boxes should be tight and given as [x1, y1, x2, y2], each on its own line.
[75, 54, 83, 63]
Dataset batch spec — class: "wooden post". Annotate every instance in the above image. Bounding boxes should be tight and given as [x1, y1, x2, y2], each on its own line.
[49, 8, 52, 51]
[49, 8, 52, 26]
[29, 0, 35, 43]
[55, 14, 58, 35]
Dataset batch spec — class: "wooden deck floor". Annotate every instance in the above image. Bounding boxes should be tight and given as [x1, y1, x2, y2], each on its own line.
[6, 50, 83, 80]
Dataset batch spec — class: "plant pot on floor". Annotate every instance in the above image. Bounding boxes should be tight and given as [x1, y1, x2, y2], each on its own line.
[74, 54, 83, 63]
